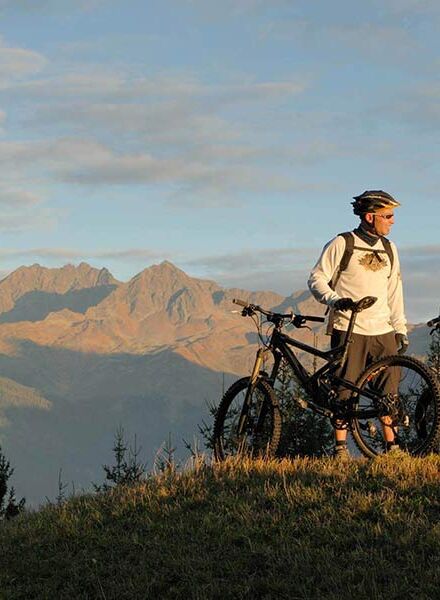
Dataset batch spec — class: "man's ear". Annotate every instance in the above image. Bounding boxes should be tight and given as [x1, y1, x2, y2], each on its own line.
[364, 213, 374, 225]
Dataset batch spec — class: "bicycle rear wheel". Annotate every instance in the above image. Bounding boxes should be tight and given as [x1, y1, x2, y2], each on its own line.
[351, 355, 440, 457]
[213, 377, 281, 461]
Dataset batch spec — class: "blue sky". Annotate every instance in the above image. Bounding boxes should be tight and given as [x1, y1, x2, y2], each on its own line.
[0, 0, 439, 321]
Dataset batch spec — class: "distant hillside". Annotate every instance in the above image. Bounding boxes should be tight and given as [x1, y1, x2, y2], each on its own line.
[1, 455, 439, 599]
[0, 261, 431, 505]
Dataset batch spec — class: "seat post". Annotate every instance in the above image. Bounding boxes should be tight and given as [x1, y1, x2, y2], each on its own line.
[338, 307, 359, 366]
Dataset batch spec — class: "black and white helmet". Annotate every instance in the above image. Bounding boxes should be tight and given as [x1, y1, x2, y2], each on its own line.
[352, 190, 401, 216]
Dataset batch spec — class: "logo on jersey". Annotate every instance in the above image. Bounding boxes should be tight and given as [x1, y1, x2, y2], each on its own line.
[358, 252, 388, 272]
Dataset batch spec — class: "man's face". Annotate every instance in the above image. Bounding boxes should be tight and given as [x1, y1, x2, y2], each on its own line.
[365, 211, 395, 236]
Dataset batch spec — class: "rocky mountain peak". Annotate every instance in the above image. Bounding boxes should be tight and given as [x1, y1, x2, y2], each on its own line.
[116, 261, 214, 320]
[0, 263, 120, 314]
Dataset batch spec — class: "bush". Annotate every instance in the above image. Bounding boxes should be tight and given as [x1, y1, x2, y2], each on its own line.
[0, 445, 25, 520]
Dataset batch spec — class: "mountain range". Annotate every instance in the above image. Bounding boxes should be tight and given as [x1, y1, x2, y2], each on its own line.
[0, 261, 431, 504]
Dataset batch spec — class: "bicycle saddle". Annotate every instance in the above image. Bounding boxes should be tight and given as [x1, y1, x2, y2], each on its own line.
[354, 296, 377, 312]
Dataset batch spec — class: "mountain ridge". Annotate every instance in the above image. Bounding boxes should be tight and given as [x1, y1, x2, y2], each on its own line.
[0, 259, 430, 365]
[0, 261, 303, 370]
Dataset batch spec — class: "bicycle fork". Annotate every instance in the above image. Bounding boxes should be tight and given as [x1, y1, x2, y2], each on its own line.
[237, 348, 269, 438]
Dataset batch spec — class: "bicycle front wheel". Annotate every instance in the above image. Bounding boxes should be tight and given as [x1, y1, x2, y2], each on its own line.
[213, 377, 281, 461]
[351, 355, 440, 457]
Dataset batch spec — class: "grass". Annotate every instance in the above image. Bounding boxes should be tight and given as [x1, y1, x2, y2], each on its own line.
[1, 453, 439, 599]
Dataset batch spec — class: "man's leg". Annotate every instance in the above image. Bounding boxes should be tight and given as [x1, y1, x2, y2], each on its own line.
[370, 332, 400, 447]
[331, 331, 370, 451]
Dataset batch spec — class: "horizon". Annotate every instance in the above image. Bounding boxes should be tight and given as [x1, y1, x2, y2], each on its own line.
[0, 1, 438, 322]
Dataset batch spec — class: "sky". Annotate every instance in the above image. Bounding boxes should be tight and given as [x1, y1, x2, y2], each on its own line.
[0, 0, 439, 322]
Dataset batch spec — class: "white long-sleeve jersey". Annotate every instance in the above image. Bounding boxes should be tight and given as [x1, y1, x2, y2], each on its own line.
[308, 232, 407, 336]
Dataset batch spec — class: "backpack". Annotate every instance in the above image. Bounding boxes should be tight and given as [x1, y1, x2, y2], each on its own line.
[325, 231, 394, 334]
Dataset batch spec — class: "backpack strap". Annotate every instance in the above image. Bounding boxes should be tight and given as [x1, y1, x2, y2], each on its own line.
[329, 231, 354, 290]
[381, 236, 394, 272]
[325, 232, 354, 328]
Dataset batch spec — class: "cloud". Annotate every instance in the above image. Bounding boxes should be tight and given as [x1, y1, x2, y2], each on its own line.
[30, 102, 243, 148]
[331, 23, 417, 61]
[0, 36, 47, 81]
[5, 69, 306, 103]
[0, 0, 110, 15]
[0, 248, 84, 260]
[0, 246, 167, 263]
[188, 247, 317, 271]
[373, 83, 440, 132]
[93, 249, 166, 261]
[266, 18, 420, 67]
[400, 244, 440, 257]
[0, 211, 57, 233]
[0, 184, 56, 234]
[0, 136, 309, 196]
[181, 0, 440, 21]
[0, 64, 310, 196]
[59, 151, 302, 194]
[186, 246, 318, 293]
[173, 0, 291, 20]
[374, 0, 440, 18]
[0, 188, 42, 208]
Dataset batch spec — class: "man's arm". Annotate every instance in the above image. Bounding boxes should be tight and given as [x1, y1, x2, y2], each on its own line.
[387, 242, 407, 336]
[308, 236, 346, 306]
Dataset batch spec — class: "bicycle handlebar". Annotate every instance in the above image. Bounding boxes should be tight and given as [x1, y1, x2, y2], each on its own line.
[232, 298, 325, 325]
[232, 298, 249, 308]
[427, 315, 440, 328]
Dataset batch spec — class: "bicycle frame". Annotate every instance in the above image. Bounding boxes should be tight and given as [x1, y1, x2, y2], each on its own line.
[238, 303, 385, 437]
[266, 329, 382, 420]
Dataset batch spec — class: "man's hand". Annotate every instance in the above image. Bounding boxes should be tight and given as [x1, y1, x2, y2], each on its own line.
[396, 333, 409, 355]
[333, 297, 355, 312]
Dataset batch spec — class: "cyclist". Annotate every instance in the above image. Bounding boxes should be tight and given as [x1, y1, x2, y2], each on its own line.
[307, 190, 409, 458]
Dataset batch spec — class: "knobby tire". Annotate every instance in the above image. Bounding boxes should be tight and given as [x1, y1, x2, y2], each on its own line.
[350, 355, 440, 457]
[213, 377, 281, 461]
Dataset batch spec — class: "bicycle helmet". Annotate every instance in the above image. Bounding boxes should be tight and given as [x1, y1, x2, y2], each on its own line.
[351, 190, 400, 216]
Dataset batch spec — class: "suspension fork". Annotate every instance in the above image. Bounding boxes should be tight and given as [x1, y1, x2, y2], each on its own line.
[237, 348, 270, 437]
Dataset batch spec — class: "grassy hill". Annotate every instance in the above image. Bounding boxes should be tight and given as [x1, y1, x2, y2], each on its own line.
[1, 455, 439, 599]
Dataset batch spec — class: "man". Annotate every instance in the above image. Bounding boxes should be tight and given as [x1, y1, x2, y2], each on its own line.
[308, 190, 408, 458]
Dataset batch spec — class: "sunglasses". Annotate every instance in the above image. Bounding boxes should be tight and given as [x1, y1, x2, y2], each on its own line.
[375, 213, 394, 220]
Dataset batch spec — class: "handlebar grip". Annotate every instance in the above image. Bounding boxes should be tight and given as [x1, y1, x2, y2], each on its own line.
[232, 298, 248, 308]
[427, 316, 440, 327]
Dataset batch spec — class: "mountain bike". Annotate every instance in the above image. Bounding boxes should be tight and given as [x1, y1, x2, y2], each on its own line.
[214, 297, 440, 459]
